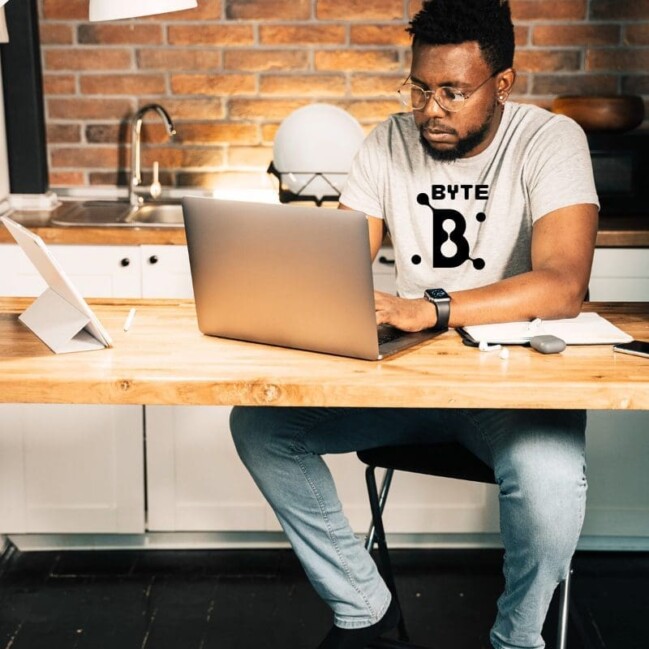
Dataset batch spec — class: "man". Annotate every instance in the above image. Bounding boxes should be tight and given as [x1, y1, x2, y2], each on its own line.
[231, 1, 598, 648]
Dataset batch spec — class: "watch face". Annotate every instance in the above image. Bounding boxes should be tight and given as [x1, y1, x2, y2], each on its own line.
[427, 288, 449, 300]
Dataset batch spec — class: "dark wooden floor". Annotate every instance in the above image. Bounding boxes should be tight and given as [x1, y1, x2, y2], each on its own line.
[0, 546, 647, 649]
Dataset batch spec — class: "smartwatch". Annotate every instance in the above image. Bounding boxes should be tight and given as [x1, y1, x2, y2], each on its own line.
[424, 288, 451, 330]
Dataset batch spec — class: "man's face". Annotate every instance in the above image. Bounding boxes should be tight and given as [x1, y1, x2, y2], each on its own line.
[409, 41, 505, 162]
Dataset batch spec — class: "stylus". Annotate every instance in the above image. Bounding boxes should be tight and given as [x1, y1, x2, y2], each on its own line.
[123, 308, 136, 332]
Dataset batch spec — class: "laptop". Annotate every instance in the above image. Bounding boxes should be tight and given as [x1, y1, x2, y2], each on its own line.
[182, 197, 443, 360]
[1, 216, 112, 353]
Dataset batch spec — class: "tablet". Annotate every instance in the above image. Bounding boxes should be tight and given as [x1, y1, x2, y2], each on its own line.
[1, 216, 112, 353]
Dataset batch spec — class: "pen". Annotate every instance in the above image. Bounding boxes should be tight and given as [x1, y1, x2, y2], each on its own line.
[123, 307, 136, 332]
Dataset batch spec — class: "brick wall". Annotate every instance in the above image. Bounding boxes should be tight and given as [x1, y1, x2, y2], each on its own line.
[38, 0, 649, 191]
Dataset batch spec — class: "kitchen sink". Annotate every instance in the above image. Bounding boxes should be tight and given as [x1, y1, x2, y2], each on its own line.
[50, 199, 184, 228]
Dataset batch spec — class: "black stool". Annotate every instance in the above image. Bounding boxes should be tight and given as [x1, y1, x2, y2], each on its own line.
[357, 442, 572, 649]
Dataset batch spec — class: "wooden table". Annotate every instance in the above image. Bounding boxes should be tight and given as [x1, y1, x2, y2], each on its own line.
[1, 298, 648, 410]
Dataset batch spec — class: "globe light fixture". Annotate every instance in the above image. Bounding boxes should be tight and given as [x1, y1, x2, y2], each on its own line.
[89, 0, 197, 22]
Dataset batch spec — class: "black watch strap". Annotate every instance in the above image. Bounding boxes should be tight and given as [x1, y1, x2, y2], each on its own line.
[424, 288, 451, 330]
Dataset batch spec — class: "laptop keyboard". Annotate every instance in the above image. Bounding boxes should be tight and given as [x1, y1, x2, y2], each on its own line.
[377, 325, 407, 346]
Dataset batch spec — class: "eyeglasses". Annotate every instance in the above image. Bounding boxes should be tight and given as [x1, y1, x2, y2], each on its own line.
[398, 72, 498, 112]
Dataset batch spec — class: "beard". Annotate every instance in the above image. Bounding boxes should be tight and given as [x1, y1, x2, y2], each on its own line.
[418, 102, 498, 162]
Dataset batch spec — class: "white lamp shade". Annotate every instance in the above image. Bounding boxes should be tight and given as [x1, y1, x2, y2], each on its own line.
[273, 104, 365, 200]
[89, 0, 197, 22]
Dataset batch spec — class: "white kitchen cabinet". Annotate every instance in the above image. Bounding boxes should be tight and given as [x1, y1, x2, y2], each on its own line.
[583, 248, 649, 543]
[0, 242, 145, 534]
[0, 243, 141, 297]
[140, 244, 194, 299]
[0, 404, 144, 533]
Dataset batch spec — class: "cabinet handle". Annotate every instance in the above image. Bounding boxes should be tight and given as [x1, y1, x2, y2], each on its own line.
[148, 255, 159, 265]
[120, 258, 131, 267]
[378, 255, 395, 266]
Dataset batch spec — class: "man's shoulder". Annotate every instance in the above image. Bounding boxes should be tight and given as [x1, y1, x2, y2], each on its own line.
[506, 101, 585, 139]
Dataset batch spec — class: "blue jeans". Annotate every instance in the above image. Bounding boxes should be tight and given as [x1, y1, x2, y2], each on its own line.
[230, 406, 587, 649]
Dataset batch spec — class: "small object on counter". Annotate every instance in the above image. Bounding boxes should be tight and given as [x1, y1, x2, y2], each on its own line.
[123, 307, 137, 332]
[551, 95, 645, 132]
[530, 335, 566, 354]
[479, 340, 502, 352]
[499, 348, 510, 360]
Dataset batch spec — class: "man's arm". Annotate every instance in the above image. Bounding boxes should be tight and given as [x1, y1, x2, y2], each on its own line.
[374, 203, 598, 331]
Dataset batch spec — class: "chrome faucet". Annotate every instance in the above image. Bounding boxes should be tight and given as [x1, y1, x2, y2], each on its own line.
[129, 104, 176, 207]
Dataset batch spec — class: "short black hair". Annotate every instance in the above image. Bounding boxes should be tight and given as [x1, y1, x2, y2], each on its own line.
[407, 0, 515, 74]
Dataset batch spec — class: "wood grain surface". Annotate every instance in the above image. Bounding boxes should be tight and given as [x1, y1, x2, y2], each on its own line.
[1, 299, 647, 410]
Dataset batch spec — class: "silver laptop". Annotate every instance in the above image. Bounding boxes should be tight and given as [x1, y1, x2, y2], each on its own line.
[182, 197, 442, 360]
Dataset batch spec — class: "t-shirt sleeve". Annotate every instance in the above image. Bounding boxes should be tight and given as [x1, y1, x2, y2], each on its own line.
[339, 124, 386, 219]
[523, 115, 600, 223]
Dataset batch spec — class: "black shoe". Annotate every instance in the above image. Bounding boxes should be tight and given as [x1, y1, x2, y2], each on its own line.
[317, 597, 400, 648]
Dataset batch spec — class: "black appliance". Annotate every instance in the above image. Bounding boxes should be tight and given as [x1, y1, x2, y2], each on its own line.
[587, 131, 649, 217]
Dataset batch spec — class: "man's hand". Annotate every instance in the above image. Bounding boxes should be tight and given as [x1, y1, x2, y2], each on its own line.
[374, 292, 437, 331]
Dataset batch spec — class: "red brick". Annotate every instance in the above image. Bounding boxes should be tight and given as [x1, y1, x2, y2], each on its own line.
[48, 98, 134, 120]
[625, 25, 649, 46]
[590, 0, 649, 20]
[78, 24, 163, 45]
[409, 0, 424, 17]
[171, 74, 256, 95]
[224, 50, 309, 72]
[533, 24, 620, 46]
[168, 24, 254, 46]
[177, 170, 270, 189]
[511, 0, 587, 21]
[49, 171, 85, 186]
[157, 0, 223, 20]
[587, 49, 649, 72]
[80, 74, 166, 95]
[226, 0, 310, 20]
[47, 124, 81, 144]
[351, 25, 412, 47]
[139, 147, 186, 168]
[259, 25, 346, 45]
[531, 74, 619, 96]
[228, 146, 272, 168]
[345, 99, 402, 122]
[45, 49, 132, 71]
[137, 49, 222, 70]
[515, 26, 530, 47]
[317, 0, 404, 21]
[158, 98, 226, 120]
[622, 75, 649, 95]
[315, 50, 400, 72]
[39, 24, 74, 45]
[43, 74, 76, 95]
[174, 148, 226, 169]
[514, 50, 581, 73]
[89, 172, 128, 186]
[261, 123, 280, 144]
[42, 0, 87, 20]
[229, 98, 310, 120]
[51, 147, 121, 169]
[260, 74, 346, 97]
[351, 74, 406, 97]
[179, 123, 259, 145]
[86, 125, 121, 144]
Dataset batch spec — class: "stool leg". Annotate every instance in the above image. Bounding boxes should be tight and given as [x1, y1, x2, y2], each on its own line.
[365, 467, 395, 551]
[556, 563, 572, 649]
[365, 466, 410, 643]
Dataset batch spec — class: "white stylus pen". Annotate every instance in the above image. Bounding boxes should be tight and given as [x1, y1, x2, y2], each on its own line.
[123, 307, 136, 332]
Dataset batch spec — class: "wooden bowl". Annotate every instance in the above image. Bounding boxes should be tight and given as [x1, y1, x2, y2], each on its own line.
[551, 95, 645, 132]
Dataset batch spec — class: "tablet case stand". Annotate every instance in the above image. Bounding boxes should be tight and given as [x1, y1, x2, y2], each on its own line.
[19, 287, 106, 354]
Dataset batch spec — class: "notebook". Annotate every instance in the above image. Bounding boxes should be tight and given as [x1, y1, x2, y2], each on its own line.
[181, 197, 443, 360]
[458, 312, 633, 346]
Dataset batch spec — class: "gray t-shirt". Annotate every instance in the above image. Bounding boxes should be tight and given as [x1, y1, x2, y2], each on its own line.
[340, 102, 599, 298]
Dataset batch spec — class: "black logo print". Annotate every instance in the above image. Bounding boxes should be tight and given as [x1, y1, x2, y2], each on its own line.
[413, 190, 486, 270]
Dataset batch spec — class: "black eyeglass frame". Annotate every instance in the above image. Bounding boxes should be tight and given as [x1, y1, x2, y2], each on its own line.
[398, 70, 502, 112]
